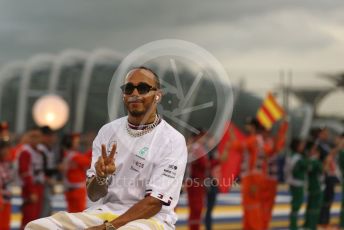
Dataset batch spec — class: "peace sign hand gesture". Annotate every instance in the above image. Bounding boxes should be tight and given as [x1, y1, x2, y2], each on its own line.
[95, 144, 116, 178]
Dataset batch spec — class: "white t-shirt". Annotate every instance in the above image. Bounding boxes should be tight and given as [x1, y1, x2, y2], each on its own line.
[86, 116, 187, 229]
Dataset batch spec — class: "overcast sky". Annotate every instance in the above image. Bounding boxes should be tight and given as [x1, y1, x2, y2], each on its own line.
[1, 0, 343, 115]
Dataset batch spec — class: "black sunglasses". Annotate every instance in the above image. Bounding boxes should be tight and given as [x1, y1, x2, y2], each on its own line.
[120, 82, 157, 95]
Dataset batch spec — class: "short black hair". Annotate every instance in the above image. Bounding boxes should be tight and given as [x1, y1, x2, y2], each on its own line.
[310, 126, 328, 139]
[61, 134, 73, 149]
[305, 140, 323, 157]
[61, 133, 80, 149]
[0, 139, 10, 149]
[135, 66, 161, 89]
[246, 117, 265, 131]
[40, 126, 54, 135]
[290, 138, 302, 153]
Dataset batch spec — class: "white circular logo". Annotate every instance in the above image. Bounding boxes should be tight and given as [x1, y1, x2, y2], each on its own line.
[108, 39, 233, 162]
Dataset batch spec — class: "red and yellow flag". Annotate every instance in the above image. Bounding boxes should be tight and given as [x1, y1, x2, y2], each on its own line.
[256, 92, 284, 130]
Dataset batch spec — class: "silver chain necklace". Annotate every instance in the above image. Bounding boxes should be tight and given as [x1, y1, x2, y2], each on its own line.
[126, 115, 160, 137]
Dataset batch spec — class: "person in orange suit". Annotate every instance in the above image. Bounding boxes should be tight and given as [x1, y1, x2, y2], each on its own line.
[204, 131, 238, 230]
[186, 132, 208, 230]
[17, 127, 45, 230]
[61, 133, 91, 212]
[240, 117, 266, 230]
[261, 119, 288, 230]
[0, 121, 10, 142]
[0, 121, 16, 162]
[9, 132, 32, 165]
[0, 139, 13, 230]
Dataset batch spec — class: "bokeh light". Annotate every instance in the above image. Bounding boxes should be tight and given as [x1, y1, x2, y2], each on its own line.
[32, 94, 69, 130]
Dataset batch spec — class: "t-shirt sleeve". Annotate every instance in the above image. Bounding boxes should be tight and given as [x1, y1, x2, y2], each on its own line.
[145, 136, 187, 206]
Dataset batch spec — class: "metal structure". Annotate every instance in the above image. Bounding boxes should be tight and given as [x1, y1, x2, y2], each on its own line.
[74, 49, 121, 132]
[0, 62, 24, 115]
[0, 50, 123, 134]
[281, 87, 334, 116]
[0, 49, 326, 139]
[16, 54, 56, 133]
[321, 73, 344, 88]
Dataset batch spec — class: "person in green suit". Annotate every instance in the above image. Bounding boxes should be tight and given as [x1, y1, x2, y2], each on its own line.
[303, 141, 324, 230]
[338, 133, 344, 229]
[286, 138, 307, 230]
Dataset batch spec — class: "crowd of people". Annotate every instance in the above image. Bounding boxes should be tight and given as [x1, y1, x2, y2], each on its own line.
[185, 117, 288, 230]
[0, 121, 93, 230]
[1, 121, 344, 230]
[286, 127, 344, 230]
[0, 67, 344, 230]
[185, 118, 344, 230]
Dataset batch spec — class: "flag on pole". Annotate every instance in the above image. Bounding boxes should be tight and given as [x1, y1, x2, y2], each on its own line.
[256, 92, 284, 130]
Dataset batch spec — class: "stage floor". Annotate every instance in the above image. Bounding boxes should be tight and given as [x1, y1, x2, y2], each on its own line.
[9, 184, 343, 230]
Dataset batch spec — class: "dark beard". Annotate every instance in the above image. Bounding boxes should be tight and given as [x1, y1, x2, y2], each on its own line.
[129, 110, 146, 117]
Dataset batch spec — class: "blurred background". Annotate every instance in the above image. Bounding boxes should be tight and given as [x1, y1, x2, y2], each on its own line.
[0, 0, 343, 229]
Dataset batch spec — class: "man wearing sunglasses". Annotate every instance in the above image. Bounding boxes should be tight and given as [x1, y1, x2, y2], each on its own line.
[26, 67, 187, 230]
[119, 67, 161, 125]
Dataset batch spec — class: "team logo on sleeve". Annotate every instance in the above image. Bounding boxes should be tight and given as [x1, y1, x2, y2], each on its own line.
[163, 165, 177, 179]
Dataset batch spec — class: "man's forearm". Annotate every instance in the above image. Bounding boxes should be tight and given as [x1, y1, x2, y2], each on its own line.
[110, 196, 162, 228]
[86, 176, 108, 202]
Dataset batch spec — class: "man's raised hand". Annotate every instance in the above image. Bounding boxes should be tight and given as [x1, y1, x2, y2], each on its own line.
[95, 144, 116, 177]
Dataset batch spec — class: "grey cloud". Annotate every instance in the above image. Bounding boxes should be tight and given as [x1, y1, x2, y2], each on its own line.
[0, 0, 344, 69]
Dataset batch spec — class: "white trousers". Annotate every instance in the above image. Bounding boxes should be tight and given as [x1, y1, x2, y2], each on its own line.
[25, 210, 166, 230]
